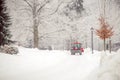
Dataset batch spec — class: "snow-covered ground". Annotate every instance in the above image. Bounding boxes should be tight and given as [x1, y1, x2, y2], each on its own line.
[0, 47, 101, 80]
[85, 50, 120, 80]
[1, 46, 120, 80]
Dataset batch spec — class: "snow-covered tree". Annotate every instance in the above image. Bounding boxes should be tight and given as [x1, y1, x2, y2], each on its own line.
[22, 0, 51, 48]
[22, 0, 65, 48]
[63, 0, 84, 20]
[0, 0, 12, 46]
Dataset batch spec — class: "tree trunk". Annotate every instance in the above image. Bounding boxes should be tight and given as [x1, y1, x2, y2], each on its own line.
[103, 38, 106, 51]
[109, 38, 111, 53]
[33, 0, 39, 48]
[33, 18, 39, 48]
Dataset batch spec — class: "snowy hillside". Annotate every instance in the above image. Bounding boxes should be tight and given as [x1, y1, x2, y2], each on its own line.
[0, 47, 101, 80]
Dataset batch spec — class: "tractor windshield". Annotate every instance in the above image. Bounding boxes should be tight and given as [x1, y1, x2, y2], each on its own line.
[72, 43, 81, 49]
[74, 43, 81, 48]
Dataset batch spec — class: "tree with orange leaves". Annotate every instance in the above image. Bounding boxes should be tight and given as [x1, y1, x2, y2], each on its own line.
[96, 16, 113, 51]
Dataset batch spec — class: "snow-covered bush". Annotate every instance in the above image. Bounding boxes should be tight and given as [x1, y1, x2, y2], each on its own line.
[0, 45, 19, 54]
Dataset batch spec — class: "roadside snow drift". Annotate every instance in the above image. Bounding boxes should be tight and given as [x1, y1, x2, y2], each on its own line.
[85, 50, 120, 80]
[0, 47, 100, 80]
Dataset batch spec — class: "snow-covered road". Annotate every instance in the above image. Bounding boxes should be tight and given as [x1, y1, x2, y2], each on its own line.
[0, 47, 100, 80]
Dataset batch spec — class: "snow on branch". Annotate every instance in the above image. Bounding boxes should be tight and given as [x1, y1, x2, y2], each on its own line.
[49, 1, 63, 15]
[49, 0, 73, 15]
[23, 0, 33, 9]
[37, 0, 50, 14]
[39, 29, 65, 39]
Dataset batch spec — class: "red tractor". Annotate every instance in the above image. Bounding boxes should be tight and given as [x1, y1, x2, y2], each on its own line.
[70, 42, 84, 55]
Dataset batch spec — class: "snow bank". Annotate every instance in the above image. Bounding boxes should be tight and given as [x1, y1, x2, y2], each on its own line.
[0, 47, 100, 80]
[85, 50, 120, 80]
[117, 48, 120, 53]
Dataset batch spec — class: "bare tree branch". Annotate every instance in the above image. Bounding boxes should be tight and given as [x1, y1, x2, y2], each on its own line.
[23, 0, 33, 9]
[39, 29, 65, 39]
[49, 1, 63, 15]
[37, 0, 50, 14]
[48, 0, 73, 15]
[25, 28, 33, 33]
[20, 7, 32, 12]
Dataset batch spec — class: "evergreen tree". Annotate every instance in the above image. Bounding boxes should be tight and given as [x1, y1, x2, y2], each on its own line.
[0, 0, 12, 46]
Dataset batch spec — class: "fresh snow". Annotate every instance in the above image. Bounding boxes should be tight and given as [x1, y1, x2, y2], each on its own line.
[0, 47, 101, 80]
[0, 47, 120, 80]
[85, 50, 120, 80]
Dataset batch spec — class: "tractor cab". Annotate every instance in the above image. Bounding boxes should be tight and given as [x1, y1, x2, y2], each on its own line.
[71, 42, 84, 55]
